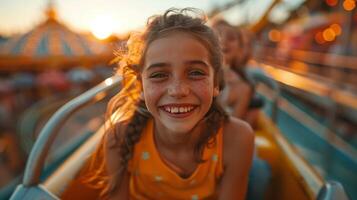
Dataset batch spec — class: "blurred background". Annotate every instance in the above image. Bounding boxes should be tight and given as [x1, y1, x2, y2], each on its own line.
[0, 0, 356, 199]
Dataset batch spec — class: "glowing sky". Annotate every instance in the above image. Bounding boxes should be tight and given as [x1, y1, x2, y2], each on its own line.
[0, 0, 303, 37]
[0, 0, 221, 36]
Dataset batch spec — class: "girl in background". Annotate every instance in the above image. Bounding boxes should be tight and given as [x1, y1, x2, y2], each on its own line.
[212, 20, 271, 200]
[212, 20, 262, 129]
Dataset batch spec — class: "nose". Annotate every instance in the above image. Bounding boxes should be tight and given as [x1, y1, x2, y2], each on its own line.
[167, 80, 190, 98]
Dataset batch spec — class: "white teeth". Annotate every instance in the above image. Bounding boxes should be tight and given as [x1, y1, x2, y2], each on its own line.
[172, 107, 178, 113]
[163, 106, 194, 114]
[164, 107, 170, 112]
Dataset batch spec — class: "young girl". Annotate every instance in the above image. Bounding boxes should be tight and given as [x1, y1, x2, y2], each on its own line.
[77, 8, 254, 200]
[212, 20, 262, 129]
[212, 20, 271, 200]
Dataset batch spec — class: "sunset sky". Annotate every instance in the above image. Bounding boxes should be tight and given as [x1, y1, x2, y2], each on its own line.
[0, 0, 303, 38]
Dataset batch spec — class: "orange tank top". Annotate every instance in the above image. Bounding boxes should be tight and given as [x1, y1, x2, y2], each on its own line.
[127, 119, 224, 200]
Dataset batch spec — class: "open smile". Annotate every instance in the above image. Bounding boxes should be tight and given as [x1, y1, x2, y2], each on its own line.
[159, 104, 197, 117]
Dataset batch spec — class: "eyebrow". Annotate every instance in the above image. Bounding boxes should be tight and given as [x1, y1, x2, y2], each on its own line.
[146, 62, 167, 71]
[146, 60, 210, 71]
[185, 60, 210, 68]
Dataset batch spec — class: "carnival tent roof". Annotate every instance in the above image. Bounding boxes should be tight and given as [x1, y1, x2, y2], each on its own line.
[0, 3, 112, 71]
[0, 19, 108, 57]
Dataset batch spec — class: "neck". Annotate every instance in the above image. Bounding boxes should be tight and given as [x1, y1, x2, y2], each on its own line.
[153, 121, 204, 151]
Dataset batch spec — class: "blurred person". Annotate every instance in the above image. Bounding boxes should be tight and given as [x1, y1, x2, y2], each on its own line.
[212, 20, 271, 200]
[212, 20, 263, 129]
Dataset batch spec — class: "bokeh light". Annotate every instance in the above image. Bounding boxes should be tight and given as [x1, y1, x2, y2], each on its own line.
[343, 0, 356, 11]
[326, 0, 339, 7]
[330, 23, 342, 35]
[323, 28, 336, 41]
[269, 29, 282, 42]
[315, 31, 326, 44]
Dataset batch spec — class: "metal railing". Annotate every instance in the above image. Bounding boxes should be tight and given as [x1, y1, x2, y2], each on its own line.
[257, 63, 357, 110]
[21, 76, 122, 187]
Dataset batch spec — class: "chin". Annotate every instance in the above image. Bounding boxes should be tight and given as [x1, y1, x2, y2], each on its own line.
[167, 122, 197, 134]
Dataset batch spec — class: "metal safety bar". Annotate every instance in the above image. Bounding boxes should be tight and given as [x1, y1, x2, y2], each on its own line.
[258, 46, 357, 71]
[246, 69, 327, 197]
[22, 76, 122, 187]
[259, 63, 357, 110]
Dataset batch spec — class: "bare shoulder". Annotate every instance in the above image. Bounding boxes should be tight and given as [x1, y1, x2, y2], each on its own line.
[218, 117, 255, 199]
[223, 116, 254, 146]
[222, 117, 254, 166]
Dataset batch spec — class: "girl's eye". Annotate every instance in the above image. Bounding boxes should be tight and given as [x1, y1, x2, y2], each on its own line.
[189, 70, 206, 77]
[149, 72, 168, 79]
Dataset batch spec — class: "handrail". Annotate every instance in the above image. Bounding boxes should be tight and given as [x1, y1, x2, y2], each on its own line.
[246, 69, 325, 196]
[22, 76, 122, 187]
[43, 121, 107, 195]
[18, 95, 71, 154]
[256, 46, 357, 71]
[271, 118, 325, 198]
[257, 86, 326, 198]
[258, 63, 357, 110]
[317, 181, 350, 200]
[258, 84, 357, 162]
[290, 49, 357, 71]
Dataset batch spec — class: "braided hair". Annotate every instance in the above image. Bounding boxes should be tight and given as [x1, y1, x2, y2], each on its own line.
[84, 8, 229, 198]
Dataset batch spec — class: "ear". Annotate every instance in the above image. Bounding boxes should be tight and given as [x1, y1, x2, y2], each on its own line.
[213, 86, 220, 97]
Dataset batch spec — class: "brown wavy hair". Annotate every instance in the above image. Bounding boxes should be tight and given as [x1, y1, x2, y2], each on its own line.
[83, 8, 229, 199]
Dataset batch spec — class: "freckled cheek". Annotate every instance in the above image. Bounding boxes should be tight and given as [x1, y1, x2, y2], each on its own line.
[193, 80, 215, 98]
[142, 84, 164, 105]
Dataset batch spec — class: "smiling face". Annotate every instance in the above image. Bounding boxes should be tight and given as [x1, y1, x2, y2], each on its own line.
[141, 32, 219, 135]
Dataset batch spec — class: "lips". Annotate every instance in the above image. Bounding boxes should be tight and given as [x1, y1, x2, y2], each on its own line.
[159, 104, 197, 117]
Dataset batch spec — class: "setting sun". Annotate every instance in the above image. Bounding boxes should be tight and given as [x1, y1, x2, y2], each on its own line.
[90, 15, 114, 40]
